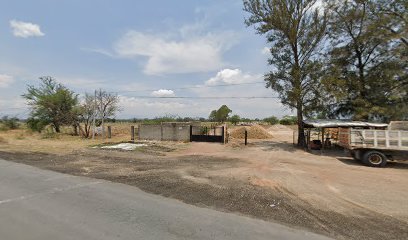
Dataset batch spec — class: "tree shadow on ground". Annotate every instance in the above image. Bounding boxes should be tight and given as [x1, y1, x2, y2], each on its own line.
[307, 148, 347, 158]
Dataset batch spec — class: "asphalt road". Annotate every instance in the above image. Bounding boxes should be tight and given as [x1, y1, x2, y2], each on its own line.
[0, 159, 330, 240]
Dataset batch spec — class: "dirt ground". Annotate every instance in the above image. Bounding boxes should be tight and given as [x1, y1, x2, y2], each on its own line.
[0, 125, 407, 240]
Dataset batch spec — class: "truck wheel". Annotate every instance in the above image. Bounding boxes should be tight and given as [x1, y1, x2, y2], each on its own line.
[362, 151, 387, 167]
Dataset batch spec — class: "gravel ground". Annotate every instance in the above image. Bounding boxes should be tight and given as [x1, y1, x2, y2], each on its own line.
[0, 147, 407, 240]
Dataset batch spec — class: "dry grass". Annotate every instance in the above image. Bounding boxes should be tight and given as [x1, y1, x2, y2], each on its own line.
[0, 123, 139, 154]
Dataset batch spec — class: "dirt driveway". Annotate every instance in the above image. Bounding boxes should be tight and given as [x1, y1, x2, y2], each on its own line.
[0, 127, 407, 240]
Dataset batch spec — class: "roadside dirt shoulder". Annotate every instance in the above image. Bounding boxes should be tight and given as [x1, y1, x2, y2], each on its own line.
[0, 144, 407, 240]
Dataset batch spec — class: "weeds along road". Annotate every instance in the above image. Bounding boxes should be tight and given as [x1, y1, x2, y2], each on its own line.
[0, 159, 329, 240]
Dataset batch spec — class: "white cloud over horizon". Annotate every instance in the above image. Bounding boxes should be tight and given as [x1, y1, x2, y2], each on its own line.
[151, 89, 175, 97]
[118, 95, 197, 118]
[0, 74, 14, 88]
[113, 25, 238, 75]
[10, 20, 45, 38]
[205, 68, 261, 86]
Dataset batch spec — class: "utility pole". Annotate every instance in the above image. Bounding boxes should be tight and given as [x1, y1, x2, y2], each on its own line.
[92, 89, 96, 139]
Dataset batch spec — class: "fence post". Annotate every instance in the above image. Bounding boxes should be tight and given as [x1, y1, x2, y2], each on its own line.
[131, 126, 135, 143]
[221, 126, 225, 144]
[107, 126, 111, 139]
[190, 125, 193, 142]
[245, 129, 248, 146]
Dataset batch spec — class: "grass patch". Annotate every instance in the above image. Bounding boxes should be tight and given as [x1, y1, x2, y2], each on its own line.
[41, 132, 60, 139]
[15, 133, 26, 140]
[0, 136, 7, 144]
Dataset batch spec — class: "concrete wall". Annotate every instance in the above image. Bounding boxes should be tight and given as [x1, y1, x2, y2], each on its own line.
[162, 123, 190, 141]
[138, 124, 162, 141]
[138, 123, 192, 141]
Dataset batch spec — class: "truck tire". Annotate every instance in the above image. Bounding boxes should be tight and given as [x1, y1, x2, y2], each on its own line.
[362, 151, 387, 167]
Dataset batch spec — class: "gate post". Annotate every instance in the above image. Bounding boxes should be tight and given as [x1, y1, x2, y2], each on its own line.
[107, 126, 112, 139]
[131, 126, 135, 143]
[222, 126, 225, 144]
[190, 125, 193, 142]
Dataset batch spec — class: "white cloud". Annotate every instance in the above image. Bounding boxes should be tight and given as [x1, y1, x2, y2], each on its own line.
[151, 89, 175, 97]
[114, 27, 237, 75]
[261, 47, 270, 55]
[0, 74, 14, 88]
[57, 76, 112, 89]
[118, 95, 196, 118]
[80, 48, 115, 58]
[205, 68, 262, 86]
[10, 20, 45, 38]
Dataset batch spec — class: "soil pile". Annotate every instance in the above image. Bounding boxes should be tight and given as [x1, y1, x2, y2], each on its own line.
[268, 124, 292, 131]
[230, 125, 272, 139]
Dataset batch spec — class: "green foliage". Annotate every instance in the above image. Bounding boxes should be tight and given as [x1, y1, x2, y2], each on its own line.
[41, 131, 60, 139]
[324, 0, 407, 121]
[209, 110, 217, 122]
[229, 114, 241, 125]
[279, 116, 297, 125]
[263, 116, 279, 125]
[26, 117, 48, 133]
[0, 116, 20, 130]
[243, 0, 328, 145]
[209, 105, 232, 123]
[23, 76, 79, 133]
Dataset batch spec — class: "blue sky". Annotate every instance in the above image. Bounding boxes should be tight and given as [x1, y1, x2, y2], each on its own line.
[0, 0, 290, 119]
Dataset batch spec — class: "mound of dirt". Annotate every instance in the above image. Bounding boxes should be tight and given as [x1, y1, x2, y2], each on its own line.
[229, 125, 272, 139]
[268, 124, 292, 131]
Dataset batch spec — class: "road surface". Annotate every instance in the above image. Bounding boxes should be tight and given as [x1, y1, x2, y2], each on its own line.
[0, 159, 330, 240]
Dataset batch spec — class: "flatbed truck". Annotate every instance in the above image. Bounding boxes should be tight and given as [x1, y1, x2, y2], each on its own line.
[338, 128, 408, 167]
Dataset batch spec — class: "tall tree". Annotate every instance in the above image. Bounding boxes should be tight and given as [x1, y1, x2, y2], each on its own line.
[373, 0, 407, 47]
[23, 77, 78, 133]
[244, 0, 328, 146]
[216, 105, 232, 123]
[209, 110, 217, 122]
[208, 105, 232, 123]
[324, 0, 407, 121]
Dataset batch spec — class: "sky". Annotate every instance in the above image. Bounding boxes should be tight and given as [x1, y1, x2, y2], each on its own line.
[0, 0, 292, 119]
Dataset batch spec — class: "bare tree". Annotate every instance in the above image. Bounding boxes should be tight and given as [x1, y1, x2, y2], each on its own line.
[95, 89, 119, 139]
[78, 93, 96, 138]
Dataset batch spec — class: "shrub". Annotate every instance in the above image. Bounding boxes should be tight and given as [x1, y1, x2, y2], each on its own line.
[279, 116, 297, 125]
[26, 117, 48, 132]
[263, 116, 279, 125]
[0, 116, 20, 130]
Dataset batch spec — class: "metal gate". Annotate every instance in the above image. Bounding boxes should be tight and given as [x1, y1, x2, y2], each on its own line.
[190, 126, 225, 143]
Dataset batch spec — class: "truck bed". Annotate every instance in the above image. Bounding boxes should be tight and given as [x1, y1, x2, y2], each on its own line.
[338, 128, 408, 151]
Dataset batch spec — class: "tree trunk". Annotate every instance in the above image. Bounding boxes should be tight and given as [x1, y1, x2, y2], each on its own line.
[84, 123, 90, 138]
[54, 124, 60, 133]
[72, 124, 78, 136]
[297, 102, 305, 147]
